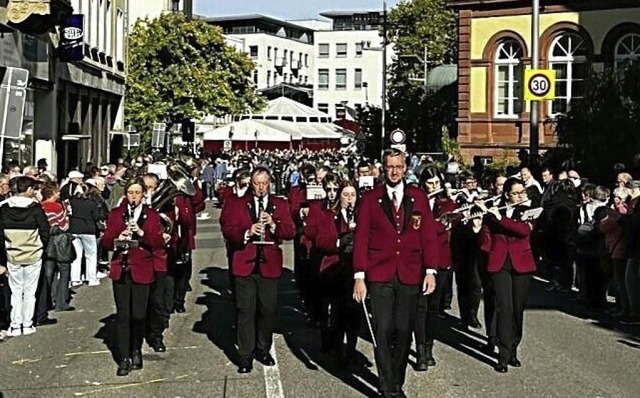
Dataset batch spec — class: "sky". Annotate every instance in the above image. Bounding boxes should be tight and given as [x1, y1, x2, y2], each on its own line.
[194, 0, 401, 20]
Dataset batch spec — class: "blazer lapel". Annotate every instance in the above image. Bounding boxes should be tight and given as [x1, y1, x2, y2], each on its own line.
[247, 197, 258, 224]
[379, 192, 395, 227]
[402, 191, 414, 231]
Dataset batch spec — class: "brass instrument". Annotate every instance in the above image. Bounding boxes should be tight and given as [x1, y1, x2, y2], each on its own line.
[151, 161, 196, 233]
[460, 200, 529, 223]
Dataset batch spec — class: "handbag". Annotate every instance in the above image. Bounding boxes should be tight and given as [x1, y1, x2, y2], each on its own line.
[45, 227, 77, 263]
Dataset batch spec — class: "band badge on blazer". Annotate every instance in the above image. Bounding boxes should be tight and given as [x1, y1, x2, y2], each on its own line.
[411, 212, 422, 230]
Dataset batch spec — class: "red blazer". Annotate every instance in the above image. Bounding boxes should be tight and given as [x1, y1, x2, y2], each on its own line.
[220, 194, 296, 278]
[432, 197, 457, 270]
[302, 199, 329, 249]
[480, 207, 537, 274]
[288, 186, 307, 226]
[102, 202, 166, 284]
[353, 184, 440, 286]
[316, 207, 355, 272]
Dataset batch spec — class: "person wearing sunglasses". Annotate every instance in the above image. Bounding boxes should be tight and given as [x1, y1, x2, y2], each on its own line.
[475, 177, 535, 373]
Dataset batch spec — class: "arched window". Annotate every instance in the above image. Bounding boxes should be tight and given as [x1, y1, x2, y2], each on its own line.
[494, 39, 523, 118]
[615, 32, 640, 70]
[548, 32, 589, 115]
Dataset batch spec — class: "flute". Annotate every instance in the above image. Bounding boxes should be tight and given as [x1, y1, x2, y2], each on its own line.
[427, 188, 444, 198]
[460, 200, 528, 222]
[448, 195, 502, 215]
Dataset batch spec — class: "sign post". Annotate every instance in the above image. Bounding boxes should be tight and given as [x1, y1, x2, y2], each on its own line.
[389, 128, 406, 152]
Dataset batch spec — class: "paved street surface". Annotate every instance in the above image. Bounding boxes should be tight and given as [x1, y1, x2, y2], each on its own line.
[2, 206, 640, 398]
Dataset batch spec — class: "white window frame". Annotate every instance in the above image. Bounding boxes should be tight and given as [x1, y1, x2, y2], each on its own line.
[548, 32, 588, 116]
[493, 39, 523, 119]
[319, 43, 329, 58]
[354, 68, 363, 89]
[318, 69, 329, 90]
[614, 32, 640, 70]
[335, 69, 347, 90]
[336, 43, 347, 58]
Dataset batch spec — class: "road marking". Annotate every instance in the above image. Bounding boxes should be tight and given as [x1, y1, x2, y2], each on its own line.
[73, 377, 168, 396]
[264, 344, 285, 398]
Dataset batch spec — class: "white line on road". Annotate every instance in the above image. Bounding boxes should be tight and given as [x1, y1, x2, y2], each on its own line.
[264, 343, 285, 398]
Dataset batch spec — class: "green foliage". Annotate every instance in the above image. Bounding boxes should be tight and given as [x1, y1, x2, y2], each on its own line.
[440, 126, 463, 164]
[357, 105, 383, 161]
[125, 13, 266, 148]
[554, 64, 640, 183]
[386, 0, 458, 153]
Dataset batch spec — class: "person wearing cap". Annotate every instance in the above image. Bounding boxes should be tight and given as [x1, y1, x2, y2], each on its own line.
[60, 171, 84, 201]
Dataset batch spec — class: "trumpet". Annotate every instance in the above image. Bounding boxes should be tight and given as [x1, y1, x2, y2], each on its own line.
[460, 200, 528, 223]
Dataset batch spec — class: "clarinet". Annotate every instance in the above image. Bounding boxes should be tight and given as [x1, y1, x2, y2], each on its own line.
[346, 203, 356, 231]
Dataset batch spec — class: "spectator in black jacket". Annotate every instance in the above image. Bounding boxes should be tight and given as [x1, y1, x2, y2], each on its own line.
[0, 176, 50, 337]
[69, 184, 104, 287]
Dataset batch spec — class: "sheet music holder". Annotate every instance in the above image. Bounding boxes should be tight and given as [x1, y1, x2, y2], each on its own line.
[521, 207, 543, 221]
[306, 183, 326, 201]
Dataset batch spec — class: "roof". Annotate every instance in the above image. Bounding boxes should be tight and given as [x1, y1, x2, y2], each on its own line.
[320, 11, 383, 18]
[263, 97, 327, 118]
[427, 64, 458, 92]
[204, 14, 316, 33]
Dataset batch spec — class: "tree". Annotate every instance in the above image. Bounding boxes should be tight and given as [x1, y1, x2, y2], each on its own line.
[386, 0, 457, 153]
[552, 64, 640, 183]
[126, 13, 265, 149]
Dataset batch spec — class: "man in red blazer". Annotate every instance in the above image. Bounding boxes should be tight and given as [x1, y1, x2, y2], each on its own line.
[353, 149, 440, 398]
[220, 166, 295, 374]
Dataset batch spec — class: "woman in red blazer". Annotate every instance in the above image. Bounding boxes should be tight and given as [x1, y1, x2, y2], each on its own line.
[478, 177, 535, 373]
[413, 166, 457, 371]
[315, 180, 367, 366]
[101, 177, 166, 377]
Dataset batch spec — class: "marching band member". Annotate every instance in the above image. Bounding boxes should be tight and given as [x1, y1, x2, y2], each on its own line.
[413, 166, 457, 371]
[220, 166, 295, 374]
[172, 160, 206, 313]
[476, 177, 536, 373]
[353, 149, 440, 398]
[142, 173, 173, 353]
[101, 177, 166, 376]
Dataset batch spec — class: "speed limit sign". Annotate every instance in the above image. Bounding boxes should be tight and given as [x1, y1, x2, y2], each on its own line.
[524, 69, 556, 101]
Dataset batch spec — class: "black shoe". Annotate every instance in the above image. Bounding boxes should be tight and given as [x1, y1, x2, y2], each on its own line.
[117, 358, 132, 376]
[34, 318, 57, 326]
[132, 350, 143, 370]
[55, 306, 76, 312]
[424, 343, 436, 367]
[508, 357, 521, 367]
[486, 340, 496, 354]
[237, 360, 253, 374]
[414, 344, 428, 371]
[174, 304, 186, 313]
[255, 351, 276, 366]
[494, 362, 508, 373]
[150, 338, 166, 353]
[466, 317, 482, 329]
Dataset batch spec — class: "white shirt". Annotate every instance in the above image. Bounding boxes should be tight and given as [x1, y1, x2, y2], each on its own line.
[386, 181, 404, 208]
[429, 197, 436, 212]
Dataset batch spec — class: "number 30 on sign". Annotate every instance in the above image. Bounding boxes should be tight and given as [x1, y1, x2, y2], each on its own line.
[524, 69, 556, 101]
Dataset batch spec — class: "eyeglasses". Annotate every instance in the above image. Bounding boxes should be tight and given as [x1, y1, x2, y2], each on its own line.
[326, 188, 338, 192]
[509, 190, 527, 196]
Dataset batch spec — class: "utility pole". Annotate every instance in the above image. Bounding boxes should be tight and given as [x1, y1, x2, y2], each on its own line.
[380, 2, 387, 160]
[530, 0, 540, 156]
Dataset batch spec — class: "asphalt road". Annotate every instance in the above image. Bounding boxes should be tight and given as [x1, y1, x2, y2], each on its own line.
[1, 206, 640, 398]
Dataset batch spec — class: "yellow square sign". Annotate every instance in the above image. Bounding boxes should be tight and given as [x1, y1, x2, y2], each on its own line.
[524, 69, 556, 101]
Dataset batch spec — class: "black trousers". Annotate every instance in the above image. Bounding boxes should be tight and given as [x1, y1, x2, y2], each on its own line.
[319, 261, 360, 353]
[478, 255, 497, 340]
[491, 261, 532, 364]
[147, 271, 172, 339]
[226, 244, 236, 296]
[172, 251, 192, 308]
[235, 273, 278, 361]
[415, 269, 449, 345]
[456, 250, 482, 323]
[370, 278, 419, 394]
[34, 259, 56, 323]
[113, 274, 150, 360]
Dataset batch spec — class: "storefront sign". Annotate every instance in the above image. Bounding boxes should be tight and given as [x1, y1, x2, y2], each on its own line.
[59, 14, 84, 62]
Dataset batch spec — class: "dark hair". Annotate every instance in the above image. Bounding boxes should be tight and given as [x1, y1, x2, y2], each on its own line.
[40, 182, 59, 200]
[143, 173, 160, 186]
[419, 166, 444, 189]
[14, 176, 36, 194]
[322, 173, 340, 190]
[234, 169, 251, 183]
[501, 177, 525, 203]
[357, 161, 370, 170]
[582, 183, 596, 198]
[541, 167, 554, 176]
[332, 180, 358, 212]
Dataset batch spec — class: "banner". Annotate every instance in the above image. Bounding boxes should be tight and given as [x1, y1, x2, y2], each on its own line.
[59, 15, 84, 62]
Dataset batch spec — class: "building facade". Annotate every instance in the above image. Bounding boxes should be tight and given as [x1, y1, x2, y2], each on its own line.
[0, 0, 128, 173]
[207, 11, 390, 121]
[448, 0, 640, 161]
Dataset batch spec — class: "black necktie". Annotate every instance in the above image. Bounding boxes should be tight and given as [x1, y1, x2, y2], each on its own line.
[257, 196, 265, 218]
